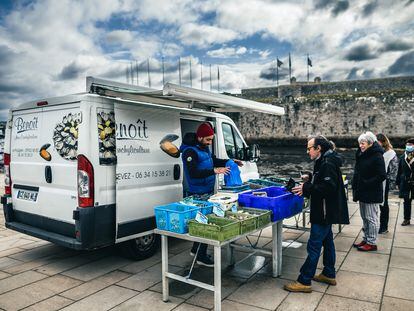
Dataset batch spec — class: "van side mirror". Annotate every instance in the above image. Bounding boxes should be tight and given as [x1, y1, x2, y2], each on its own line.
[247, 144, 260, 162]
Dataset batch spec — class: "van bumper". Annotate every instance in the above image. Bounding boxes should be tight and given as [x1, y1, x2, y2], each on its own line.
[2, 196, 115, 250]
[6, 221, 84, 250]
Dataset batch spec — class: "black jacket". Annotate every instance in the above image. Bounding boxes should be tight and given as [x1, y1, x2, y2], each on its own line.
[352, 142, 386, 203]
[302, 150, 350, 225]
[396, 153, 414, 199]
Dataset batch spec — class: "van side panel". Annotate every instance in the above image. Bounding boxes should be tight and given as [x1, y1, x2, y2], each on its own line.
[10, 105, 80, 225]
[115, 104, 182, 238]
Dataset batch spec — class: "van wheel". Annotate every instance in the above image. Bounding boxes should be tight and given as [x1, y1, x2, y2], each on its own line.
[120, 233, 160, 260]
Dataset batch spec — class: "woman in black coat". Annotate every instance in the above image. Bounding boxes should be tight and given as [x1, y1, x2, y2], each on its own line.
[352, 131, 386, 251]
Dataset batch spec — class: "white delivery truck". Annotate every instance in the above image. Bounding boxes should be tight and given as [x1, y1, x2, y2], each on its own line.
[1, 77, 284, 259]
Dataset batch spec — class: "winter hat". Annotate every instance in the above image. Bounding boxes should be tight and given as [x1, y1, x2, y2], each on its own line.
[196, 123, 214, 138]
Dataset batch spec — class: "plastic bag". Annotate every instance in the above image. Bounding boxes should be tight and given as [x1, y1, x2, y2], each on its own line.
[224, 160, 242, 186]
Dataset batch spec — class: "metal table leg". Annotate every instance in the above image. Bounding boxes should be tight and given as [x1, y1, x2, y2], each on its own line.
[272, 223, 278, 277]
[227, 244, 235, 266]
[161, 235, 169, 302]
[277, 221, 283, 275]
[272, 222, 283, 277]
[214, 245, 222, 311]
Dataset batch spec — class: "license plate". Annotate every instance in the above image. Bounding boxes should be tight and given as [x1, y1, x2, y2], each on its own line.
[17, 190, 38, 202]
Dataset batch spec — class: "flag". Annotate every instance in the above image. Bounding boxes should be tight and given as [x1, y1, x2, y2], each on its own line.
[307, 57, 312, 67]
[277, 58, 283, 67]
[289, 53, 291, 69]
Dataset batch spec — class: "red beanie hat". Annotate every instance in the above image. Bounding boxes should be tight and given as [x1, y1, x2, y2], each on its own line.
[196, 123, 214, 138]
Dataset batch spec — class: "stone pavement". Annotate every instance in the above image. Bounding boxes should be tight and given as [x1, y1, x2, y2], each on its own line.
[1, 193, 414, 310]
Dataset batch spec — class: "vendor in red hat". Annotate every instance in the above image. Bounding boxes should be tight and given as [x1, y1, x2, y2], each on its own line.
[180, 122, 242, 267]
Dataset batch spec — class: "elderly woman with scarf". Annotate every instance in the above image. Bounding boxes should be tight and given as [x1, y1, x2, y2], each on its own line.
[396, 138, 414, 226]
[352, 131, 386, 251]
[376, 133, 399, 234]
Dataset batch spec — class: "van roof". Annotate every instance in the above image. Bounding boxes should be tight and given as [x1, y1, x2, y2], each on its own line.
[13, 76, 285, 117]
[12, 92, 235, 121]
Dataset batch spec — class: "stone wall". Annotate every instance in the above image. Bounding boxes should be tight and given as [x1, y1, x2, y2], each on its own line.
[241, 76, 414, 99]
[232, 90, 414, 148]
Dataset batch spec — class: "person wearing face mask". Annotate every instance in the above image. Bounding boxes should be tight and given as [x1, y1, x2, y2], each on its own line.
[396, 138, 414, 226]
[352, 131, 386, 252]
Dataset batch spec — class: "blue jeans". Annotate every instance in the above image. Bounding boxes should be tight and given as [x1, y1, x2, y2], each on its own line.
[297, 224, 336, 285]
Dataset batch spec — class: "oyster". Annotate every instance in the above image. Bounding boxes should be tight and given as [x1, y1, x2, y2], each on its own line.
[159, 134, 180, 158]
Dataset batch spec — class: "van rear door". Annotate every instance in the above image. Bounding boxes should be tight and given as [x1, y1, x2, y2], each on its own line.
[10, 104, 81, 234]
[114, 103, 182, 239]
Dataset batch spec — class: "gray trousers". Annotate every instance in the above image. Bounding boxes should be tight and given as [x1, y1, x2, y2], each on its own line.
[359, 202, 380, 245]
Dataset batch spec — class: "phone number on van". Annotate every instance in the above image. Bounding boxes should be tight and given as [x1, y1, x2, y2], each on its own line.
[116, 169, 172, 181]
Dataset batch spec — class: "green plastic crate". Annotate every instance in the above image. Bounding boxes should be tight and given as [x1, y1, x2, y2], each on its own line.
[188, 215, 240, 242]
[243, 207, 272, 228]
[225, 210, 257, 234]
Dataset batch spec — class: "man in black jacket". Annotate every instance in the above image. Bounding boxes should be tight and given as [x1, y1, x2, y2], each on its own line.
[284, 136, 349, 293]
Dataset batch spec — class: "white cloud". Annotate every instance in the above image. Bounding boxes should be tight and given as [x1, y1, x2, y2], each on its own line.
[106, 30, 135, 45]
[207, 46, 247, 58]
[178, 23, 239, 48]
[0, 0, 413, 121]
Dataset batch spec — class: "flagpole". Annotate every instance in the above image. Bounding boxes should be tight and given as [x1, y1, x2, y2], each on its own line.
[162, 57, 165, 86]
[200, 61, 203, 90]
[147, 58, 151, 88]
[209, 64, 212, 91]
[135, 60, 139, 85]
[130, 62, 134, 84]
[217, 66, 220, 92]
[276, 59, 279, 86]
[178, 57, 181, 86]
[189, 58, 192, 88]
[126, 66, 129, 84]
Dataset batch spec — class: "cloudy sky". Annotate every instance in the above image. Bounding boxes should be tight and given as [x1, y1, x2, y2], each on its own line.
[0, 0, 413, 120]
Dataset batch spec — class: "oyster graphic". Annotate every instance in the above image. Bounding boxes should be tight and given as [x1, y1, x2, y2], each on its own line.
[39, 143, 51, 161]
[97, 111, 116, 164]
[159, 134, 180, 158]
[53, 113, 81, 161]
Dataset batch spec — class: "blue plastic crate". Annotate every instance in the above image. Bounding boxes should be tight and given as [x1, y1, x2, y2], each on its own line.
[191, 200, 218, 215]
[154, 203, 199, 233]
[238, 186, 304, 222]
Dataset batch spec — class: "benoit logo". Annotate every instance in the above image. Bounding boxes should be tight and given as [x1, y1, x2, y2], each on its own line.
[14, 116, 39, 133]
[116, 119, 149, 141]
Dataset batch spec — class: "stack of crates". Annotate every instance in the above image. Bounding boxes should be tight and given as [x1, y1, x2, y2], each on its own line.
[154, 201, 217, 234]
[238, 186, 304, 222]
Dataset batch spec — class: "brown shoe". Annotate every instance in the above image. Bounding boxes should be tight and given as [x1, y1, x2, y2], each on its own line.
[357, 243, 378, 252]
[313, 273, 337, 286]
[353, 240, 366, 248]
[284, 281, 312, 293]
[402, 220, 410, 226]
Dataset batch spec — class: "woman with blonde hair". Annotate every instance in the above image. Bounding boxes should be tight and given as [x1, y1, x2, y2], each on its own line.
[352, 131, 386, 251]
[376, 133, 399, 234]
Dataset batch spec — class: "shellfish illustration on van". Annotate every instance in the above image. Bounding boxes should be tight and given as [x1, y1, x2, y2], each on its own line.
[159, 134, 180, 158]
[52, 112, 82, 161]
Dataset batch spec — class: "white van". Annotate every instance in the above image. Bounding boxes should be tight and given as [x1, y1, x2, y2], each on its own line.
[1, 77, 284, 259]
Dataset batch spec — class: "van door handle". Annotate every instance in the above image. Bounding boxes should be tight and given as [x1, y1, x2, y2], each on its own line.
[45, 166, 52, 183]
[173, 164, 180, 180]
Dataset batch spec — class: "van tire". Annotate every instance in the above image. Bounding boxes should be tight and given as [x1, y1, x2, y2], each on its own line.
[120, 233, 160, 260]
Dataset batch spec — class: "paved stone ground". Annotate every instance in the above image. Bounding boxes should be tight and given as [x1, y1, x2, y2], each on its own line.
[0, 187, 413, 310]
